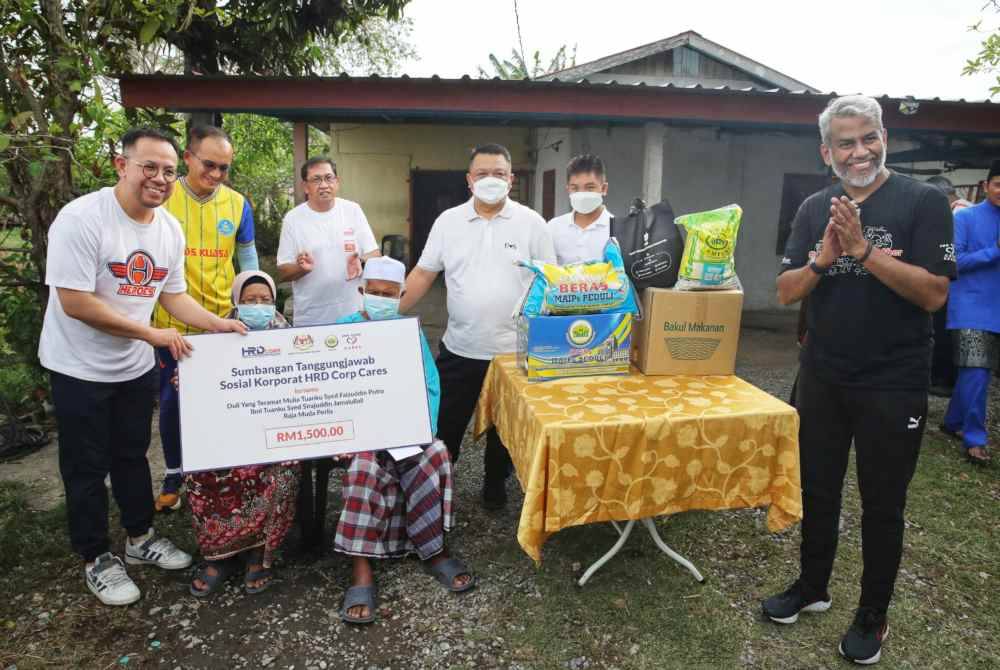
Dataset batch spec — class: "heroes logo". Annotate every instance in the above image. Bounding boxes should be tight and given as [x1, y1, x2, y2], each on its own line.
[107, 250, 169, 297]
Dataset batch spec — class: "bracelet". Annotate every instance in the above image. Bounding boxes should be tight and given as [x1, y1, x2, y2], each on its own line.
[808, 260, 829, 275]
[857, 240, 874, 264]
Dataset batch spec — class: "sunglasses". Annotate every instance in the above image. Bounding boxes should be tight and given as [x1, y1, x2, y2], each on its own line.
[190, 151, 231, 175]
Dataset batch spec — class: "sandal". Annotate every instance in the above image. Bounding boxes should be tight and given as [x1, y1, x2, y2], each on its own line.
[339, 585, 377, 624]
[189, 559, 238, 598]
[965, 445, 991, 466]
[243, 549, 275, 595]
[422, 556, 477, 593]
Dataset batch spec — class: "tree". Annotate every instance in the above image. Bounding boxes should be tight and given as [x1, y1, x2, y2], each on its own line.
[0, 0, 411, 368]
[160, 0, 409, 76]
[964, 0, 1000, 95]
[477, 44, 577, 80]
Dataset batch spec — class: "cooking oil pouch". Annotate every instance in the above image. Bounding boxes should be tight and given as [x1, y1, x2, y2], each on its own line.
[518, 238, 639, 316]
[675, 204, 742, 290]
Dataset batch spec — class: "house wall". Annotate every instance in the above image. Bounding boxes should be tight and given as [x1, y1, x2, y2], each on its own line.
[326, 124, 533, 242]
[572, 125, 825, 311]
[531, 127, 572, 217]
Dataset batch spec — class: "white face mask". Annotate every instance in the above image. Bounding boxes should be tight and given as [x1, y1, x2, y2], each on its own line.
[472, 176, 510, 205]
[569, 191, 604, 215]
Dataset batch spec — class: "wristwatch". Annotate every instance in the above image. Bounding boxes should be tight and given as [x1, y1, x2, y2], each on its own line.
[809, 260, 830, 275]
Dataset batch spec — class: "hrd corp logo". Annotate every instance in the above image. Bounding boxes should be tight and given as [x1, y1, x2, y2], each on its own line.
[566, 319, 596, 347]
[293, 334, 315, 351]
[241, 344, 281, 358]
[107, 250, 169, 297]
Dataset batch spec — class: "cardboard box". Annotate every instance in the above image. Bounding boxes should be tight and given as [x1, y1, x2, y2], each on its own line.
[632, 286, 743, 375]
[517, 312, 632, 380]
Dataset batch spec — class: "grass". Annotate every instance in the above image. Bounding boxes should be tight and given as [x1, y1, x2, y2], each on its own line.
[489, 431, 1000, 669]
[0, 430, 997, 668]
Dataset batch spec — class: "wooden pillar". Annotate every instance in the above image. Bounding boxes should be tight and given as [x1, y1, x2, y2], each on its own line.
[293, 121, 308, 204]
[642, 122, 665, 206]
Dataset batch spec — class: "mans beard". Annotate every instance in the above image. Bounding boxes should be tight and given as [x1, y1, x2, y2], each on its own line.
[832, 149, 886, 188]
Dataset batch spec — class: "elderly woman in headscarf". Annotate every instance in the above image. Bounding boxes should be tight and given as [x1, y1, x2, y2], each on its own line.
[333, 257, 475, 625]
[184, 270, 301, 597]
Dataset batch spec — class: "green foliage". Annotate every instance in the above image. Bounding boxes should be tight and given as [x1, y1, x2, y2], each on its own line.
[478, 44, 577, 80]
[964, 1, 1000, 95]
[162, 0, 411, 75]
[0, 0, 413, 373]
[224, 114, 294, 257]
[0, 482, 66, 576]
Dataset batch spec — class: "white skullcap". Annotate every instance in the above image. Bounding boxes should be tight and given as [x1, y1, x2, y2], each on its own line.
[362, 256, 405, 284]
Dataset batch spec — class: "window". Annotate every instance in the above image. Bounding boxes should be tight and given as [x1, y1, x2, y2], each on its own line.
[776, 173, 836, 254]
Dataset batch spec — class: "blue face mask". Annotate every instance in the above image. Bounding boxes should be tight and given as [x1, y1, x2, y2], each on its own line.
[363, 293, 400, 320]
[237, 304, 275, 330]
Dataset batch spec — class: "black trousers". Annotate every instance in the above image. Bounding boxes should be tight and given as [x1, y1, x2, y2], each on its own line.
[931, 303, 956, 388]
[50, 368, 158, 562]
[796, 366, 925, 613]
[435, 342, 511, 482]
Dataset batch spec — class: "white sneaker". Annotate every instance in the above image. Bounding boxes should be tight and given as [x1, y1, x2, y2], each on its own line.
[86, 553, 141, 606]
[124, 530, 192, 570]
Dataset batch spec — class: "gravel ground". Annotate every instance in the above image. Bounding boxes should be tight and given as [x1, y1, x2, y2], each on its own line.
[5, 311, 998, 669]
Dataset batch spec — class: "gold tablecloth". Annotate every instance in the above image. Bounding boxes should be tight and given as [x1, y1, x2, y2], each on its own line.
[473, 355, 802, 563]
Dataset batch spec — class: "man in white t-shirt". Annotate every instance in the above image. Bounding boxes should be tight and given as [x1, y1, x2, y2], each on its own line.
[401, 144, 556, 509]
[549, 154, 613, 265]
[277, 157, 380, 325]
[39, 128, 247, 607]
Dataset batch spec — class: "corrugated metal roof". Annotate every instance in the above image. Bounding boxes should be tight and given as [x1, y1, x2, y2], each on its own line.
[121, 71, 995, 105]
[343, 72, 1000, 105]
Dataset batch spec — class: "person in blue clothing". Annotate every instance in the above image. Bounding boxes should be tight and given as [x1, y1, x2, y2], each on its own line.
[941, 160, 1000, 464]
[332, 257, 476, 625]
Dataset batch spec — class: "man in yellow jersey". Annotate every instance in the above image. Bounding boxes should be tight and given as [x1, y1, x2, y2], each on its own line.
[151, 125, 259, 511]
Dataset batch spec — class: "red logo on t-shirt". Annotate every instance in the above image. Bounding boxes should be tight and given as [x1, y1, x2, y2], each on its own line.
[107, 250, 169, 297]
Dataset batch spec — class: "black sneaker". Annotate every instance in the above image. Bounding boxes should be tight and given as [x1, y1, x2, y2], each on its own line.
[761, 579, 832, 624]
[839, 607, 888, 665]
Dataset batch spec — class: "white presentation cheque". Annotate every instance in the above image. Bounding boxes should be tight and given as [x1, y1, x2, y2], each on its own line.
[177, 318, 433, 472]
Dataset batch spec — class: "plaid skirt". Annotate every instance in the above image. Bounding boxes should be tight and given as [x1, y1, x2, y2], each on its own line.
[334, 440, 453, 560]
[953, 329, 1000, 369]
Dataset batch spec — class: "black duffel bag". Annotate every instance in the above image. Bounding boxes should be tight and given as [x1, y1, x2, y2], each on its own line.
[610, 198, 684, 291]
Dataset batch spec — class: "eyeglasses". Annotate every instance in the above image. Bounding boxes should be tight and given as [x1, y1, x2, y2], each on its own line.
[189, 151, 231, 175]
[126, 159, 178, 182]
[307, 174, 338, 185]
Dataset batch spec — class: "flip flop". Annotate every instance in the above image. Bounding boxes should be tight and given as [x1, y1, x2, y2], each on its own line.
[965, 445, 991, 466]
[189, 559, 238, 598]
[423, 556, 477, 593]
[339, 585, 377, 624]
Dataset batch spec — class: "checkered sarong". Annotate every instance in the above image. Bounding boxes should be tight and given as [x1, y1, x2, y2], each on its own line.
[334, 439, 453, 560]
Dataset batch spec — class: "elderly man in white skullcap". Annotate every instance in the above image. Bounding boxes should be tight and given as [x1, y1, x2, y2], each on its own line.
[333, 257, 475, 625]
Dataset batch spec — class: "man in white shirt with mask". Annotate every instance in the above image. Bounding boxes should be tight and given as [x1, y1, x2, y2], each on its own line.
[549, 154, 612, 265]
[277, 157, 381, 325]
[401, 144, 556, 509]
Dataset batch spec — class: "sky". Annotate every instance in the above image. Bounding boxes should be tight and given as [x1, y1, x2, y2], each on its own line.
[400, 0, 999, 100]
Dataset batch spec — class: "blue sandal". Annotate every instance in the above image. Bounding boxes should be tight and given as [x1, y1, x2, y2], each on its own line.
[340, 585, 377, 624]
[189, 559, 237, 598]
[243, 549, 275, 595]
[423, 556, 477, 593]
